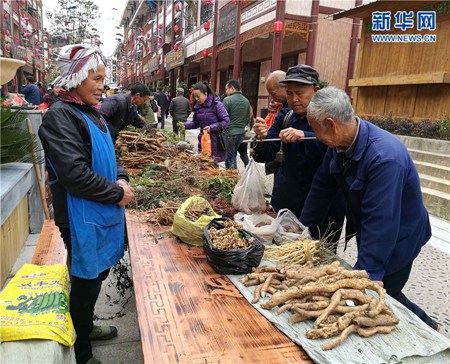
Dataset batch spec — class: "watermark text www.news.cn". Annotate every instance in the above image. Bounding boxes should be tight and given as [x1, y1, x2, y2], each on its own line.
[371, 10, 437, 43]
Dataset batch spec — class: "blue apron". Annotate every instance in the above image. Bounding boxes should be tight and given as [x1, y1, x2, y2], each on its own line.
[67, 107, 125, 279]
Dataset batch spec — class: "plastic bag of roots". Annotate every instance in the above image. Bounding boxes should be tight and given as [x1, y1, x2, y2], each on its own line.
[203, 217, 265, 275]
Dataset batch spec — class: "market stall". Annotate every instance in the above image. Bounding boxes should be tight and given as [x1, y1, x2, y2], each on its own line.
[126, 211, 450, 363]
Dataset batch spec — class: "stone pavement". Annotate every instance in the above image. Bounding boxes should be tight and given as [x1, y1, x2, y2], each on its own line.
[3, 115, 449, 363]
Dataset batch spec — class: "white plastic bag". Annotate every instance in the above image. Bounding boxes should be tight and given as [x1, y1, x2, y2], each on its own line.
[235, 213, 277, 244]
[232, 158, 265, 214]
[273, 208, 310, 245]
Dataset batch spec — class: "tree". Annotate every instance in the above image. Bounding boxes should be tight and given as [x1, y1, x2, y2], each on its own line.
[46, 0, 100, 45]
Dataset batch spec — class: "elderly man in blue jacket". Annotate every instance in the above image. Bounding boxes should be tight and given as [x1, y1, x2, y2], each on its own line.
[253, 65, 345, 245]
[300, 86, 435, 328]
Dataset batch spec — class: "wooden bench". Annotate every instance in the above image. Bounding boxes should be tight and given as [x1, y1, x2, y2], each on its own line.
[31, 219, 67, 266]
[126, 211, 313, 364]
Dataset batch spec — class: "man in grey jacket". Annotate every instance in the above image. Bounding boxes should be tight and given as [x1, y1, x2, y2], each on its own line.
[169, 88, 191, 136]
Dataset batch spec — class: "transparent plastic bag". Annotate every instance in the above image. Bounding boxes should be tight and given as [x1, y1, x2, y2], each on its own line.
[232, 158, 265, 214]
[273, 208, 310, 245]
[235, 213, 277, 244]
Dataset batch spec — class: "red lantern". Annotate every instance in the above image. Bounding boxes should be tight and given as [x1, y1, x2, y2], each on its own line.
[146, 47, 150, 51]
[157, 54, 161, 60]
[157, 24, 162, 30]
[203, 22, 210, 31]
[174, 25, 179, 32]
[5, 44, 11, 51]
[21, 0, 25, 4]
[174, 4, 179, 12]
[23, 56, 28, 61]
[3, 13, 8, 19]
[44, 36, 48, 41]
[202, 48, 209, 57]
[158, 7, 162, 13]
[146, 33, 150, 38]
[4, 29, 9, 35]
[173, 44, 179, 51]
[273, 21, 283, 34]
[156, 70, 161, 75]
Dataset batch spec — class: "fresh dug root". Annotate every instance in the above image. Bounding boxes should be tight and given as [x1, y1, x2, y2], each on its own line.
[261, 278, 385, 311]
[356, 325, 396, 337]
[246, 262, 399, 350]
[322, 324, 358, 351]
[306, 323, 340, 339]
[353, 314, 399, 327]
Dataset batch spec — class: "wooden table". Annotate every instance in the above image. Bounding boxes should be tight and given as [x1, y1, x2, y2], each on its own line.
[126, 212, 313, 364]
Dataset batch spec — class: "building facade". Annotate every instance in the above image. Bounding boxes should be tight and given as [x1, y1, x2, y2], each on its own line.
[0, 0, 47, 94]
[116, 0, 370, 115]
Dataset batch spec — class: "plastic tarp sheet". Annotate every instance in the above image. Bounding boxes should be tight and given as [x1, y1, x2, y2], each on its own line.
[228, 261, 450, 364]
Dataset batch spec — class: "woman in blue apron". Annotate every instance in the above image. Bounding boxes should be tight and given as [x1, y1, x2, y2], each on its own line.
[39, 44, 134, 364]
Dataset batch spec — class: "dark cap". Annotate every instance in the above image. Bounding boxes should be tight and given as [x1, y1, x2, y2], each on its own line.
[280, 64, 319, 86]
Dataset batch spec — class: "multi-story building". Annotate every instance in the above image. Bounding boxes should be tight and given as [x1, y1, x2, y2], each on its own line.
[0, 0, 46, 94]
[117, 0, 370, 115]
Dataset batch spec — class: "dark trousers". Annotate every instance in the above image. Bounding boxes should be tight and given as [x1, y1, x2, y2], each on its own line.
[172, 119, 185, 136]
[60, 228, 111, 364]
[238, 142, 249, 167]
[383, 262, 433, 327]
[158, 111, 166, 130]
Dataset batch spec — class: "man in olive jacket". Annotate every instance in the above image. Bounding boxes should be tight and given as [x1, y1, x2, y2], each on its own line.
[169, 88, 191, 136]
[222, 79, 251, 169]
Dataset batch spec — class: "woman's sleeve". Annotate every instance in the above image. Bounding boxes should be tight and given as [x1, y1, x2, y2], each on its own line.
[39, 107, 124, 204]
[210, 101, 230, 132]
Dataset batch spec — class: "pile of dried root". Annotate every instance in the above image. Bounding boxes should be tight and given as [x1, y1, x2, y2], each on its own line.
[116, 129, 176, 168]
[209, 220, 255, 250]
[117, 128, 238, 223]
[241, 261, 399, 350]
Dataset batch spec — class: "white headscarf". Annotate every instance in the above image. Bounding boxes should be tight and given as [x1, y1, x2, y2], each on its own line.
[56, 44, 105, 90]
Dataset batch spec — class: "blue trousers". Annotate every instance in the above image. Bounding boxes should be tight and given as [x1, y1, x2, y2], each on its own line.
[225, 134, 244, 170]
[383, 262, 433, 327]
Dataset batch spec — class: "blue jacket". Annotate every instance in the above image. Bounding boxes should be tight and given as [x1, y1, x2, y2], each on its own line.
[21, 83, 41, 105]
[301, 119, 431, 280]
[253, 109, 327, 216]
[100, 93, 146, 139]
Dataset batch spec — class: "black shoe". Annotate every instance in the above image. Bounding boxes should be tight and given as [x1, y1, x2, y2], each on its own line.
[431, 320, 439, 331]
[89, 325, 118, 341]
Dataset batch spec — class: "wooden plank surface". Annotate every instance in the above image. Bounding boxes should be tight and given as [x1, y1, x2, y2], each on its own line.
[31, 220, 67, 266]
[126, 212, 313, 364]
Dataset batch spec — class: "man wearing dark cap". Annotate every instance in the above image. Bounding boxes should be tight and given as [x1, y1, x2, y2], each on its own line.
[253, 64, 345, 243]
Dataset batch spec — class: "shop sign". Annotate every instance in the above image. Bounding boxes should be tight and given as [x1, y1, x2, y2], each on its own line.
[217, 6, 237, 44]
[285, 20, 309, 39]
[12, 45, 33, 66]
[147, 57, 159, 72]
[165, 46, 185, 71]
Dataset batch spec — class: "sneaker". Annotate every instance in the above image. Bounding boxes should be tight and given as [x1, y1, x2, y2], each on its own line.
[85, 357, 102, 364]
[89, 325, 118, 341]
